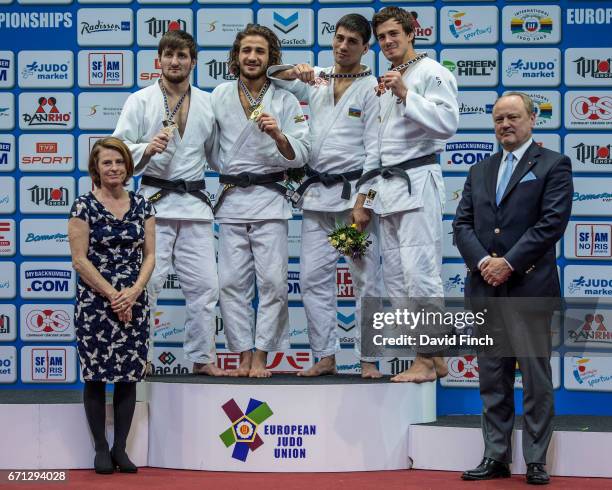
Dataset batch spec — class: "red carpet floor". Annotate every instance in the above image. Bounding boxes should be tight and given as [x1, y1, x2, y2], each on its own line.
[4, 469, 612, 490]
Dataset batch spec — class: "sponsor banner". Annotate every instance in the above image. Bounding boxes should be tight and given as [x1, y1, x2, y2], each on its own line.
[502, 48, 561, 87]
[440, 49, 498, 87]
[138, 0, 191, 3]
[78, 175, 134, 195]
[152, 304, 185, 344]
[78, 91, 130, 130]
[19, 0, 72, 3]
[0, 50, 15, 88]
[0, 176, 15, 214]
[19, 176, 74, 214]
[137, 49, 161, 87]
[442, 133, 497, 172]
[0, 218, 15, 256]
[257, 9, 314, 47]
[337, 306, 356, 345]
[406, 7, 436, 46]
[77, 8, 133, 47]
[196, 49, 237, 89]
[565, 134, 612, 173]
[198, 0, 252, 4]
[288, 306, 308, 345]
[378, 49, 437, 75]
[0, 262, 16, 299]
[0, 11, 73, 29]
[379, 356, 415, 376]
[564, 265, 612, 300]
[18, 133, 74, 172]
[440, 6, 499, 45]
[18, 92, 74, 131]
[336, 263, 354, 300]
[282, 50, 314, 67]
[564, 91, 612, 130]
[440, 355, 479, 387]
[335, 348, 360, 374]
[442, 262, 467, 298]
[504, 90, 560, 129]
[0, 304, 17, 342]
[533, 133, 561, 153]
[196, 9, 253, 47]
[566, 8, 612, 26]
[78, 0, 130, 3]
[457, 91, 496, 130]
[288, 219, 301, 258]
[19, 218, 70, 256]
[317, 8, 375, 47]
[565, 48, 612, 87]
[564, 352, 612, 391]
[0, 92, 15, 130]
[288, 262, 301, 301]
[571, 177, 612, 216]
[502, 5, 561, 44]
[222, 347, 314, 373]
[0, 346, 17, 383]
[564, 221, 612, 260]
[17, 50, 73, 88]
[20, 304, 75, 341]
[77, 134, 109, 170]
[442, 219, 461, 259]
[20, 261, 75, 299]
[443, 175, 467, 215]
[0, 134, 16, 172]
[319, 50, 375, 74]
[564, 308, 612, 349]
[77, 50, 134, 88]
[137, 9, 193, 47]
[159, 269, 185, 300]
[214, 306, 225, 345]
[441, 354, 560, 389]
[21, 345, 77, 383]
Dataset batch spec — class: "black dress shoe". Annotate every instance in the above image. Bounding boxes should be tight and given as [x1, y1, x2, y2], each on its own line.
[526, 463, 550, 485]
[94, 449, 114, 475]
[461, 457, 511, 480]
[110, 446, 138, 473]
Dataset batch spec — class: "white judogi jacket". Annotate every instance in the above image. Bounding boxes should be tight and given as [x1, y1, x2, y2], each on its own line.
[113, 83, 218, 221]
[376, 56, 459, 216]
[268, 64, 380, 212]
[210, 81, 310, 222]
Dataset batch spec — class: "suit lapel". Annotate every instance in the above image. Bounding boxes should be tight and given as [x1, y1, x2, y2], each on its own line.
[499, 141, 541, 205]
[487, 152, 503, 209]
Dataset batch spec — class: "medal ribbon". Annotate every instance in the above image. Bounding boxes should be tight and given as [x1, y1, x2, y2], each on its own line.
[318, 68, 372, 80]
[238, 78, 270, 112]
[376, 52, 428, 99]
[159, 79, 189, 124]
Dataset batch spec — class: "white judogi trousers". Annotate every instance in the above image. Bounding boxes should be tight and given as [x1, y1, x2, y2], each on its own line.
[147, 219, 219, 364]
[380, 175, 444, 298]
[300, 210, 382, 362]
[218, 220, 290, 353]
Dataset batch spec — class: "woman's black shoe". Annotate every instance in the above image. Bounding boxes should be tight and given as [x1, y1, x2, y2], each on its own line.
[110, 447, 138, 473]
[94, 449, 114, 474]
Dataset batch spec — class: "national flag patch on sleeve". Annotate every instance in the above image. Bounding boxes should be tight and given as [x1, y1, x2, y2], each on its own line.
[348, 107, 362, 118]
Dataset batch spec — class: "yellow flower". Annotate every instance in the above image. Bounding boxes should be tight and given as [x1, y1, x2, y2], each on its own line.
[331, 239, 338, 247]
[351, 223, 357, 228]
[339, 233, 346, 241]
[346, 238, 353, 245]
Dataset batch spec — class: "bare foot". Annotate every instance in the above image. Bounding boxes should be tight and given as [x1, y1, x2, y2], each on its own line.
[193, 362, 228, 376]
[249, 350, 271, 378]
[361, 361, 383, 379]
[433, 356, 448, 378]
[391, 355, 437, 383]
[229, 351, 252, 377]
[297, 355, 337, 377]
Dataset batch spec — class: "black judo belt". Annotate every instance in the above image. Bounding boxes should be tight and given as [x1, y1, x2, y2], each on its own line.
[355, 153, 437, 195]
[142, 175, 212, 209]
[214, 170, 287, 214]
[289, 165, 363, 205]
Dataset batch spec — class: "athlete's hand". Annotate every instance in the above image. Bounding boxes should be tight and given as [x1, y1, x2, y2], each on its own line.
[382, 71, 408, 102]
[144, 130, 170, 157]
[291, 63, 316, 85]
[257, 113, 283, 141]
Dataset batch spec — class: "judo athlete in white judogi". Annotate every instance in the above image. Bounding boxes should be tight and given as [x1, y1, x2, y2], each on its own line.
[357, 7, 459, 382]
[114, 31, 226, 376]
[267, 14, 384, 378]
[211, 25, 310, 378]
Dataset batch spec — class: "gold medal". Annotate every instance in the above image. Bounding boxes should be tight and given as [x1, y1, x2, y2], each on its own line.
[249, 104, 263, 121]
[162, 119, 178, 136]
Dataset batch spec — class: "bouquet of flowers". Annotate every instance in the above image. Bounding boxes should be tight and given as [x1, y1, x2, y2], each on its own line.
[328, 223, 372, 260]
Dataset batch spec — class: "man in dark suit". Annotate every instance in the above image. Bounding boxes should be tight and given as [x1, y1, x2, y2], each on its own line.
[453, 92, 573, 485]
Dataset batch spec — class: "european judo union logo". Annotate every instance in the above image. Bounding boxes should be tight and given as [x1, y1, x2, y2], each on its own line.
[220, 398, 273, 462]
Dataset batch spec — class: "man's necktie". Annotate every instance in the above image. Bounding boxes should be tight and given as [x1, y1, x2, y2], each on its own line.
[496, 152, 515, 205]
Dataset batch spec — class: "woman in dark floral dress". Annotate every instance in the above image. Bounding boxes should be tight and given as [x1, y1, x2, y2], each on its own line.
[68, 137, 155, 475]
